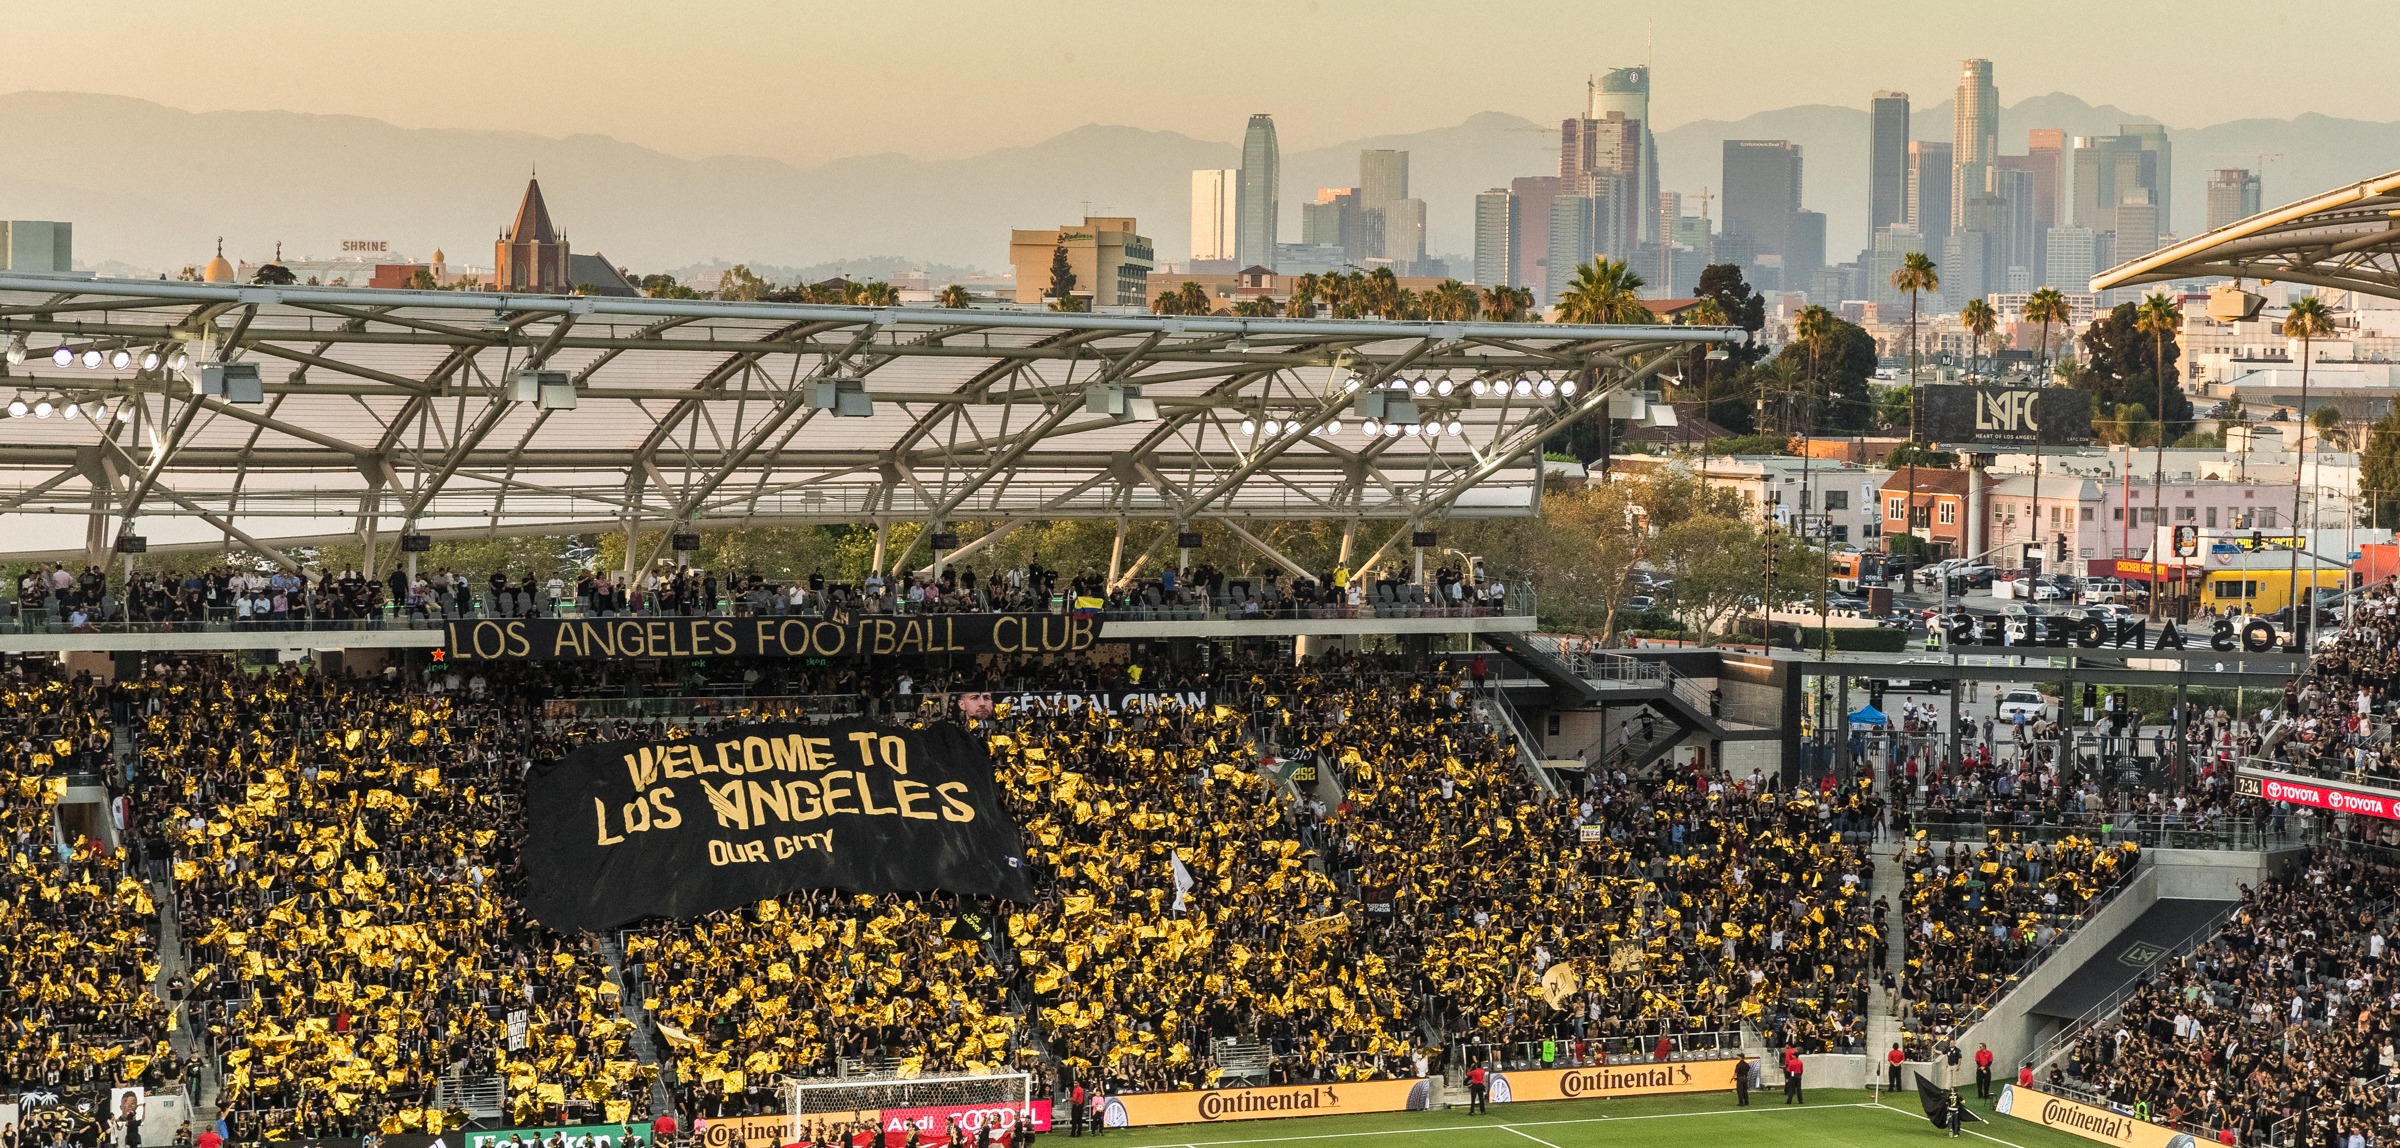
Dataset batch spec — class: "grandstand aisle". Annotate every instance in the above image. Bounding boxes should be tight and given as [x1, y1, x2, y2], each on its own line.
[1863, 844, 1907, 1078]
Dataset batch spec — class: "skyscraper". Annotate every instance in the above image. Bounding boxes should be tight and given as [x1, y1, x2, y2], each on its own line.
[2044, 226, 2096, 292]
[1236, 114, 1280, 270]
[1869, 91, 1911, 233]
[1548, 193, 1598, 303]
[2207, 168, 2263, 231]
[1951, 59, 1998, 226]
[1908, 141, 1953, 254]
[1474, 188, 1517, 287]
[1190, 169, 1238, 264]
[2114, 189, 2161, 261]
[2119, 124, 2172, 235]
[1592, 68, 1659, 244]
[1359, 150, 1408, 208]
[1510, 175, 1566, 297]
[1722, 140, 1804, 280]
[2022, 130, 2066, 231]
[1355, 149, 1424, 268]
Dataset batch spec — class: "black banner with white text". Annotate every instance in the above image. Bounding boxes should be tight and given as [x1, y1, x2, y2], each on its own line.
[444, 613, 1100, 661]
[521, 718, 1037, 932]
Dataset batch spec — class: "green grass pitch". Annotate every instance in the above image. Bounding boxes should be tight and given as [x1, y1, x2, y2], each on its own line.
[1084, 1091, 2096, 1148]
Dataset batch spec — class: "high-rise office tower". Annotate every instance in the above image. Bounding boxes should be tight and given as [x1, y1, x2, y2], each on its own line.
[1355, 149, 1420, 266]
[1474, 188, 1517, 286]
[2044, 226, 2096, 293]
[1788, 210, 1827, 286]
[2022, 130, 2065, 230]
[1359, 150, 1408, 208]
[2207, 168, 2263, 231]
[1190, 169, 1239, 263]
[1591, 68, 1659, 243]
[2114, 189, 2161, 261]
[1870, 224, 1923, 307]
[1236, 114, 1280, 270]
[1991, 167, 2038, 289]
[1869, 91, 1911, 233]
[1908, 141, 1953, 254]
[1548, 193, 1599, 302]
[1561, 111, 1643, 258]
[1952, 59, 1999, 226]
[1722, 140, 1804, 269]
[2119, 124, 2172, 235]
[1510, 175, 1566, 296]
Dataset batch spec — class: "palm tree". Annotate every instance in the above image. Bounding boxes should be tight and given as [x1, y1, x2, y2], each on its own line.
[1890, 252, 1938, 556]
[1960, 298, 1997, 382]
[1424, 279, 1480, 322]
[1793, 304, 1836, 435]
[855, 281, 900, 307]
[936, 284, 973, 309]
[1480, 284, 1532, 322]
[1558, 259, 1651, 325]
[2284, 293, 2337, 627]
[1284, 273, 1320, 318]
[2134, 292, 2183, 618]
[2020, 287, 2071, 576]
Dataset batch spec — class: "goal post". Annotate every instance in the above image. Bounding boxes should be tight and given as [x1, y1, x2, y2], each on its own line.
[785, 1072, 1036, 1144]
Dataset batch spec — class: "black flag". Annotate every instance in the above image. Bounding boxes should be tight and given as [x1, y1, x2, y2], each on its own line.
[1916, 1075, 1982, 1129]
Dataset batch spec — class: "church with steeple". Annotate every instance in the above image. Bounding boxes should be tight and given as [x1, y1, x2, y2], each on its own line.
[495, 176, 569, 293]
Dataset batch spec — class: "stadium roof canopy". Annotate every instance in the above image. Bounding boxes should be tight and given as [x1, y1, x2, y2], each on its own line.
[0, 274, 1734, 566]
[2093, 169, 2400, 300]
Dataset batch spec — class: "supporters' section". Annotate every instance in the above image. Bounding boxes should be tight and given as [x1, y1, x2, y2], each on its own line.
[17, 572, 2400, 1148]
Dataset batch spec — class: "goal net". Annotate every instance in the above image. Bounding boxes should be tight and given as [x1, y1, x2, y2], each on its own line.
[785, 1072, 1035, 1144]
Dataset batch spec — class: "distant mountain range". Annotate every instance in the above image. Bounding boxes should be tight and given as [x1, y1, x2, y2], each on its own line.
[4, 90, 2397, 282]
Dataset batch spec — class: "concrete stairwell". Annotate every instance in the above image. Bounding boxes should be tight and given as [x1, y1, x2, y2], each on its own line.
[599, 933, 678, 1118]
[1863, 840, 1908, 1083]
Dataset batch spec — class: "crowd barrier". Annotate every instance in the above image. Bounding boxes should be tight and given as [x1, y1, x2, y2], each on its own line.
[1095, 1059, 1741, 1129]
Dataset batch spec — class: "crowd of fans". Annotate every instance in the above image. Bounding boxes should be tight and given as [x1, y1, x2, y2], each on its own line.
[7, 557, 1521, 634]
[10, 571, 2400, 1143]
[2058, 847, 2400, 1147]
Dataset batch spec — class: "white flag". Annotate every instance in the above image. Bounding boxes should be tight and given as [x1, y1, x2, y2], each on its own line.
[1170, 849, 1195, 913]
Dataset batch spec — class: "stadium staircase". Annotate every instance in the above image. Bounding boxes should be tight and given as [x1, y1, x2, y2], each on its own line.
[1481, 633, 1768, 778]
[1863, 840, 1907, 1066]
[600, 933, 682, 1118]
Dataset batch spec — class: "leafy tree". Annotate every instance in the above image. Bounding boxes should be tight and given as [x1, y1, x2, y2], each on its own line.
[1771, 314, 1876, 434]
[405, 268, 441, 291]
[2311, 403, 2349, 450]
[252, 263, 297, 286]
[717, 264, 774, 301]
[1707, 433, 1791, 456]
[1695, 263, 1766, 365]
[2072, 302, 2192, 430]
[1047, 294, 1089, 313]
[1044, 244, 1077, 302]
[2361, 409, 2400, 528]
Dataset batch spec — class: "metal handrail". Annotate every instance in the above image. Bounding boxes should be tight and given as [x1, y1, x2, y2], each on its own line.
[2021, 899, 2245, 1075]
[1478, 682, 1559, 797]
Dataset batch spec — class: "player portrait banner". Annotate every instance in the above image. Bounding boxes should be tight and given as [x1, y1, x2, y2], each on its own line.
[1102, 1080, 1433, 1128]
[522, 718, 1037, 933]
[1995, 1086, 2196, 1148]
[1486, 1060, 1736, 1104]
[444, 613, 1102, 662]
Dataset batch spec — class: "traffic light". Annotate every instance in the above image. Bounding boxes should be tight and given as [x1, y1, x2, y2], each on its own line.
[2056, 532, 2070, 562]
[2082, 684, 2098, 710]
[1869, 681, 1887, 709]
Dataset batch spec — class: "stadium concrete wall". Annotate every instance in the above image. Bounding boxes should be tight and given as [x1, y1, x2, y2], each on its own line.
[1960, 847, 2296, 1082]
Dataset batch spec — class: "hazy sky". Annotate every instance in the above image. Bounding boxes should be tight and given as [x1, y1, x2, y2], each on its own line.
[16, 0, 2393, 162]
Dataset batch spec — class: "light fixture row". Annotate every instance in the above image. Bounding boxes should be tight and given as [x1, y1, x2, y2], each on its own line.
[4, 335, 190, 374]
[1238, 417, 1466, 439]
[1338, 372, 1579, 400]
[6, 392, 123, 422]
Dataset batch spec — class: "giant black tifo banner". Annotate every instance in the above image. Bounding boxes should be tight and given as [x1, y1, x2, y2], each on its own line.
[444, 612, 1101, 662]
[1920, 383, 2093, 446]
[521, 718, 1038, 932]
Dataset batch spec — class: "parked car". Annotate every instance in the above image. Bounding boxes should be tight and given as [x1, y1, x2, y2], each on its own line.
[1827, 594, 1871, 615]
[2030, 580, 2067, 603]
[1997, 689, 2051, 723]
[1882, 657, 1950, 693]
[1626, 595, 1658, 612]
[2084, 577, 2127, 604]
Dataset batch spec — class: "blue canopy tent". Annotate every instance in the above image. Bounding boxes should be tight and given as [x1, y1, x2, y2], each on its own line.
[1846, 705, 1889, 728]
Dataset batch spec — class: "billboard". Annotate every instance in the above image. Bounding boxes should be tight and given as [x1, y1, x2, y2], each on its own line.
[1995, 1086, 2198, 1148]
[1920, 385, 2092, 446]
[1486, 1060, 1738, 1103]
[1102, 1080, 1434, 1127]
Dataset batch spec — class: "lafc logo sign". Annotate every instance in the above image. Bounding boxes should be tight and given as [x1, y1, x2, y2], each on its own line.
[1975, 389, 2042, 434]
